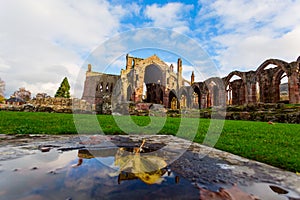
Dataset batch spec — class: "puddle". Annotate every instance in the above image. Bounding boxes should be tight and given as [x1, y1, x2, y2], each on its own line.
[196, 183, 300, 200]
[0, 148, 199, 200]
[0, 138, 300, 200]
[216, 163, 235, 170]
[240, 182, 300, 200]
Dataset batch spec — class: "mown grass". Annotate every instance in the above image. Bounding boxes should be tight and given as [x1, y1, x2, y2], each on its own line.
[0, 111, 299, 172]
[0, 111, 77, 134]
[215, 120, 300, 173]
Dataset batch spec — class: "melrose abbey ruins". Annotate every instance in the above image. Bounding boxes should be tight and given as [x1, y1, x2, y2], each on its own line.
[82, 54, 300, 113]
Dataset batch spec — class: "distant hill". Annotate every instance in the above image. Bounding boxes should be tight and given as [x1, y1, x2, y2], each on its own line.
[280, 83, 289, 101]
[280, 83, 288, 94]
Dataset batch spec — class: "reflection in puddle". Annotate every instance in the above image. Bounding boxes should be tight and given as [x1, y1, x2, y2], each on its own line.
[115, 144, 169, 185]
[198, 184, 259, 200]
[270, 185, 289, 194]
[1, 142, 300, 200]
[0, 148, 198, 200]
[198, 183, 300, 200]
[240, 182, 300, 200]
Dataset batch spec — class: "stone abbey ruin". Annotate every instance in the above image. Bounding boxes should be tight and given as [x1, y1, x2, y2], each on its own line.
[82, 54, 300, 114]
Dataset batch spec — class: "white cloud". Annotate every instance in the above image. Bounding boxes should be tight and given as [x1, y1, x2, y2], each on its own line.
[215, 27, 300, 73]
[123, 2, 142, 17]
[197, 0, 300, 76]
[0, 0, 126, 97]
[144, 3, 193, 33]
[0, 58, 11, 71]
[1, 0, 298, 98]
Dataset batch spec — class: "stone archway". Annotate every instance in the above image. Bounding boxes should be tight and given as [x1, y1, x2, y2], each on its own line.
[224, 71, 246, 105]
[192, 85, 201, 109]
[279, 73, 289, 102]
[204, 77, 226, 107]
[178, 87, 193, 109]
[255, 59, 289, 75]
[144, 64, 164, 104]
[255, 59, 289, 103]
[273, 68, 289, 103]
[127, 55, 169, 104]
[168, 90, 178, 109]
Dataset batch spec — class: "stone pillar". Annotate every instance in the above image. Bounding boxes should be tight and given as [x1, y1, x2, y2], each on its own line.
[177, 58, 182, 89]
[201, 93, 207, 109]
[163, 90, 169, 108]
[273, 79, 281, 103]
[133, 67, 143, 103]
[231, 80, 244, 105]
[245, 71, 257, 104]
[191, 71, 195, 85]
[259, 69, 276, 103]
[207, 92, 211, 107]
[226, 87, 231, 105]
[170, 64, 174, 72]
[87, 64, 92, 72]
[126, 54, 133, 70]
[289, 74, 300, 103]
[288, 62, 300, 104]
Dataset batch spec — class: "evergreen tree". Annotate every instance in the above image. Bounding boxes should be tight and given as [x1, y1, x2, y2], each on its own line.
[55, 77, 70, 98]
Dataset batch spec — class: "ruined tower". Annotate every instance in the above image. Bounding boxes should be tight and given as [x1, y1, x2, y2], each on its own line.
[191, 71, 195, 84]
[177, 58, 183, 89]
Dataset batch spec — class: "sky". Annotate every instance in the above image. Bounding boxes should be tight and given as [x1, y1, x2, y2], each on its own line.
[0, 0, 300, 98]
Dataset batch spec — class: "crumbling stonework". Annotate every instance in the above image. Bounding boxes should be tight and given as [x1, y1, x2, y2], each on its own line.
[1, 97, 94, 113]
[210, 57, 300, 106]
[82, 54, 188, 113]
[221, 57, 300, 106]
[225, 103, 300, 123]
[82, 55, 300, 112]
[82, 64, 120, 114]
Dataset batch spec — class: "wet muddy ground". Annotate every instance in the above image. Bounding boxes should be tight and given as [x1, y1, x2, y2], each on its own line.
[0, 134, 299, 200]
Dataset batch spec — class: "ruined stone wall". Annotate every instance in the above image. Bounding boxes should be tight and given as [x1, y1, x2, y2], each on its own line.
[193, 56, 300, 107]
[122, 54, 172, 105]
[81, 54, 300, 111]
[231, 79, 245, 105]
[82, 54, 189, 113]
[28, 97, 94, 113]
[82, 70, 120, 113]
[1, 97, 94, 113]
[225, 103, 300, 124]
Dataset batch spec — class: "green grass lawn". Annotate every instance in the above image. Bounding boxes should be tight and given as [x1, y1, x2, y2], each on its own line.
[0, 111, 299, 172]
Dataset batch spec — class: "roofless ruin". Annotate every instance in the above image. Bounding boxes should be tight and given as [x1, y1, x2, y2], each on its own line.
[82, 54, 300, 113]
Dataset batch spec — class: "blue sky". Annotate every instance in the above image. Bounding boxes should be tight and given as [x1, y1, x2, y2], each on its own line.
[0, 0, 300, 97]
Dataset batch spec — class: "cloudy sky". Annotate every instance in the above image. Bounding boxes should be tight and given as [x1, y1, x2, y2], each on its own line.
[1, 0, 300, 98]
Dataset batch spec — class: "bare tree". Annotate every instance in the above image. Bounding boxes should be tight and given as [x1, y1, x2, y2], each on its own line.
[0, 78, 5, 103]
[12, 87, 31, 101]
[0, 78, 5, 97]
[35, 93, 50, 99]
